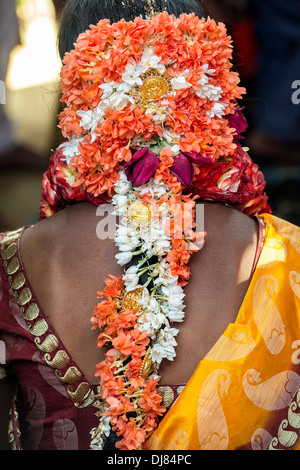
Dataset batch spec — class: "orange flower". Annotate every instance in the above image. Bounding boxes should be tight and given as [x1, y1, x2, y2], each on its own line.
[179, 132, 207, 155]
[91, 299, 118, 330]
[126, 356, 143, 377]
[105, 396, 135, 417]
[116, 418, 146, 451]
[95, 359, 115, 382]
[98, 274, 123, 299]
[58, 108, 83, 138]
[138, 378, 166, 415]
[155, 147, 175, 185]
[112, 331, 135, 357]
[114, 310, 137, 330]
[112, 329, 150, 357]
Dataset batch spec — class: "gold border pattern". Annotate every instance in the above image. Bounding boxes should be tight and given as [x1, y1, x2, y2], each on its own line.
[269, 388, 300, 450]
[1, 228, 95, 409]
[157, 385, 185, 409]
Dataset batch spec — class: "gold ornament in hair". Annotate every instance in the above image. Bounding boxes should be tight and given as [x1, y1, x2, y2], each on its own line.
[121, 0, 166, 18]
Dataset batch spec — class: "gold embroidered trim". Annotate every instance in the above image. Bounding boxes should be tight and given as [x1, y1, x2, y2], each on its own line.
[23, 302, 39, 321]
[11, 272, 25, 291]
[6, 257, 20, 275]
[16, 287, 32, 306]
[2, 242, 17, 260]
[269, 388, 300, 450]
[1, 229, 95, 409]
[157, 385, 185, 408]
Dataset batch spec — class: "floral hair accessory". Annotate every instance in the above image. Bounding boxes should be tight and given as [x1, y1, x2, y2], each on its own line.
[39, 12, 271, 450]
[40, 12, 270, 219]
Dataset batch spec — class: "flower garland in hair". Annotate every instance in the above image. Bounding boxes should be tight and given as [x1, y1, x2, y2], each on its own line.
[90, 169, 204, 450]
[39, 12, 271, 450]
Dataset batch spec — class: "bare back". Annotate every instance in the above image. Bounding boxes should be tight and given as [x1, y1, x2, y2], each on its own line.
[20, 202, 258, 385]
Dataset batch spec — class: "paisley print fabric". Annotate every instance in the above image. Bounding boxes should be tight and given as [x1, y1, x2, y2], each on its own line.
[147, 214, 300, 450]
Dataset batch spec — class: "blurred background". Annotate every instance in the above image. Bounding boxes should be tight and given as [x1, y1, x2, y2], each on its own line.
[0, 0, 299, 233]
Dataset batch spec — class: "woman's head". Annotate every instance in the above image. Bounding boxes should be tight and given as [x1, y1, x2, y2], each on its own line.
[58, 0, 204, 59]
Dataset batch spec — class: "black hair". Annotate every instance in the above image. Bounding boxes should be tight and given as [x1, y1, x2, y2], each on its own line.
[58, 0, 204, 59]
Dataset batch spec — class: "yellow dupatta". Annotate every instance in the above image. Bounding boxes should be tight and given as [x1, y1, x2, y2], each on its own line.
[147, 214, 300, 450]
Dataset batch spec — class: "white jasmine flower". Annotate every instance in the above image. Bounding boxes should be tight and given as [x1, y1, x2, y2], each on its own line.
[123, 265, 140, 291]
[141, 241, 153, 253]
[150, 326, 179, 364]
[162, 304, 185, 323]
[119, 243, 135, 252]
[115, 224, 138, 240]
[149, 343, 167, 364]
[115, 234, 140, 252]
[99, 82, 115, 100]
[152, 237, 172, 257]
[114, 171, 132, 195]
[59, 137, 83, 165]
[114, 222, 140, 253]
[209, 101, 227, 118]
[111, 194, 129, 215]
[196, 81, 223, 101]
[90, 413, 111, 450]
[170, 144, 181, 154]
[142, 296, 160, 314]
[153, 260, 178, 286]
[160, 326, 179, 345]
[109, 83, 134, 110]
[115, 251, 134, 265]
[142, 222, 168, 243]
[140, 47, 166, 73]
[138, 288, 152, 309]
[161, 282, 185, 305]
[76, 109, 95, 129]
[77, 104, 106, 135]
[161, 130, 182, 152]
[137, 310, 166, 338]
[171, 69, 192, 90]
[195, 65, 223, 104]
[160, 282, 185, 322]
[122, 59, 144, 86]
[115, 235, 132, 245]
[197, 72, 210, 87]
[137, 178, 169, 199]
[202, 64, 216, 76]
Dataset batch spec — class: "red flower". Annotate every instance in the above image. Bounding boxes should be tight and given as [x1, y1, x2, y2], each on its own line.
[227, 105, 248, 140]
[170, 152, 212, 187]
[125, 148, 160, 186]
[170, 153, 194, 187]
[189, 144, 271, 216]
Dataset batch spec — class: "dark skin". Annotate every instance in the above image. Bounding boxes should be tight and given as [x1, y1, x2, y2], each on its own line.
[0, 201, 258, 448]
